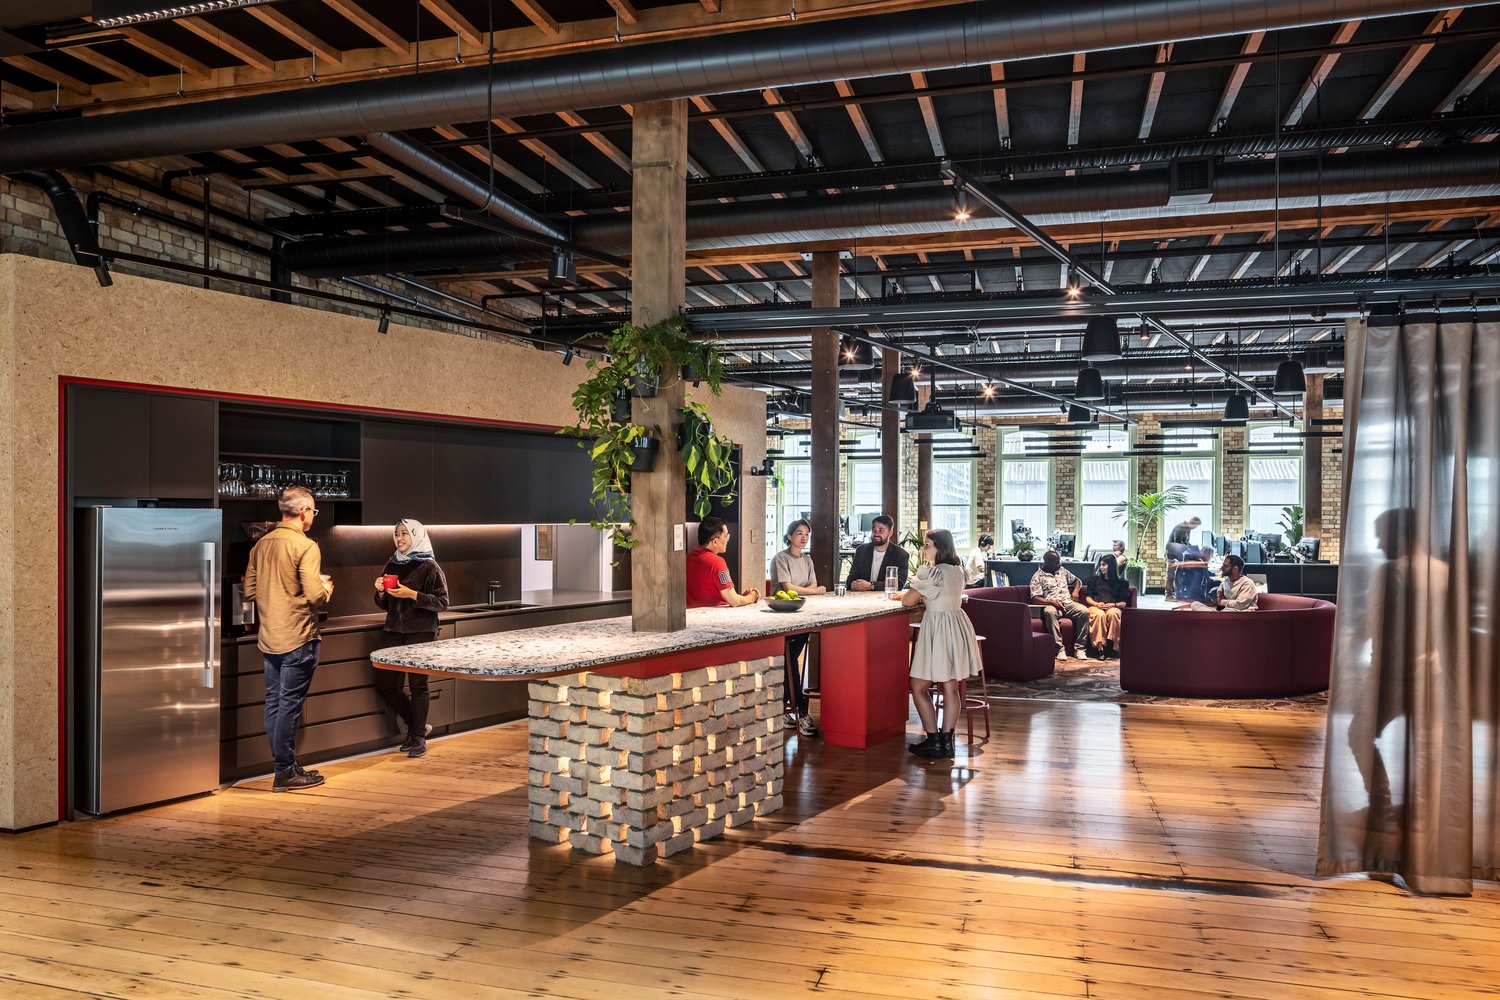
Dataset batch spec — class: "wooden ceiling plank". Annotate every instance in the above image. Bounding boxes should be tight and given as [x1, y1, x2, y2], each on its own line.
[66, 46, 148, 85]
[833, 79, 883, 163]
[556, 111, 632, 173]
[492, 116, 599, 189]
[323, 1, 411, 56]
[246, 6, 343, 65]
[604, 0, 639, 26]
[511, 0, 561, 36]
[1, 78, 35, 110]
[178, 16, 277, 73]
[121, 28, 215, 81]
[1212, 30, 1264, 129]
[1283, 20, 1361, 127]
[1137, 43, 1172, 141]
[699, 0, 722, 12]
[1359, 8, 1460, 119]
[5, 55, 91, 95]
[909, 71, 945, 157]
[432, 124, 546, 195]
[421, 0, 484, 47]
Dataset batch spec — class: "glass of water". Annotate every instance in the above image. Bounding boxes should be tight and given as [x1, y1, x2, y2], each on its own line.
[884, 565, 899, 596]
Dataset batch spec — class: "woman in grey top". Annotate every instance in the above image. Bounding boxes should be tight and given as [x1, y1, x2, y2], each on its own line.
[770, 519, 825, 738]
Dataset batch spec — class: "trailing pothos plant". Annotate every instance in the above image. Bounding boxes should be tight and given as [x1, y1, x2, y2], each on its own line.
[679, 401, 738, 519]
[563, 316, 733, 546]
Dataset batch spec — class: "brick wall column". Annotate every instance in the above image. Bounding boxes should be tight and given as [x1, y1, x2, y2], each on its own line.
[528, 656, 785, 866]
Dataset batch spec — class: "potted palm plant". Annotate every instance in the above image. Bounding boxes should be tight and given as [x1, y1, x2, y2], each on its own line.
[1013, 536, 1036, 562]
[1111, 485, 1188, 592]
[1277, 504, 1305, 552]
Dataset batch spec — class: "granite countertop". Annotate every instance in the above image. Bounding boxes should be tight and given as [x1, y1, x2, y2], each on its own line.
[227, 589, 631, 644]
[371, 593, 909, 678]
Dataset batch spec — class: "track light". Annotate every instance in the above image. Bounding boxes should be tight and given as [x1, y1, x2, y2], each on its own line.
[953, 188, 971, 224]
[981, 383, 996, 398]
[548, 248, 576, 283]
[377, 310, 391, 334]
[1074, 366, 1105, 401]
[1065, 266, 1082, 300]
[562, 346, 574, 366]
[1065, 403, 1095, 424]
[1273, 356, 1307, 396]
[1080, 316, 1122, 361]
[94, 1, 281, 28]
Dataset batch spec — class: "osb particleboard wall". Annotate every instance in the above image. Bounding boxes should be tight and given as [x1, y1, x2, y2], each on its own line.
[0, 253, 765, 830]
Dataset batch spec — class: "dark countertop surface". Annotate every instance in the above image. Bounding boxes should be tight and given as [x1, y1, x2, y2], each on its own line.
[228, 589, 631, 644]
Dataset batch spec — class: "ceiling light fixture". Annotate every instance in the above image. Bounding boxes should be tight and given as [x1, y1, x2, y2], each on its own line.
[1065, 266, 1082, 300]
[887, 369, 919, 410]
[94, 1, 284, 29]
[1273, 356, 1307, 396]
[1074, 366, 1105, 401]
[953, 188, 971, 224]
[1079, 316, 1122, 361]
[377, 310, 391, 334]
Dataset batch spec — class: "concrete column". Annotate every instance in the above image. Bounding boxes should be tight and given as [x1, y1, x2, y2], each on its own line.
[1303, 374, 1325, 539]
[809, 251, 841, 589]
[881, 348, 901, 529]
[630, 100, 688, 632]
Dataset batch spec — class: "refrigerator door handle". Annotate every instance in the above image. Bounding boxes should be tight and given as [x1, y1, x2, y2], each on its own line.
[202, 542, 217, 688]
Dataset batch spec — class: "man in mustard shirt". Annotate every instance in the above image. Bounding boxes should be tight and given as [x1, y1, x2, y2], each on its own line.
[243, 486, 334, 791]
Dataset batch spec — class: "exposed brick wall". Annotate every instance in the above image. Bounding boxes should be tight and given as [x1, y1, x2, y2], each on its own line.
[527, 657, 785, 866]
[974, 425, 998, 540]
[1, 168, 525, 339]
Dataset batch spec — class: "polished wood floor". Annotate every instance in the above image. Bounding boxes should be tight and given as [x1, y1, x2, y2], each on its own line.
[4, 701, 1498, 1000]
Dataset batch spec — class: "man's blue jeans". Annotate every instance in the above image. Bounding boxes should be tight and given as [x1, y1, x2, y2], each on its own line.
[263, 640, 320, 776]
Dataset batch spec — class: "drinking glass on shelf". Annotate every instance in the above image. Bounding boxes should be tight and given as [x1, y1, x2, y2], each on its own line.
[334, 470, 351, 499]
[884, 565, 899, 596]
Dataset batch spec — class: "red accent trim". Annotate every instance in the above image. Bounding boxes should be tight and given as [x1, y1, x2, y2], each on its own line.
[56, 380, 68, 822]
[56, 376, 566, 434]
[594, 637, 785, 679]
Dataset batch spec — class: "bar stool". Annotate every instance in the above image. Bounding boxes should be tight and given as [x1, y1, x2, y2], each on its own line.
[911, 628, 991, 746]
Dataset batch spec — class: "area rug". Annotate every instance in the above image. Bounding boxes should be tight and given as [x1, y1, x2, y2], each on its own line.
[984, 658, 1329, 712]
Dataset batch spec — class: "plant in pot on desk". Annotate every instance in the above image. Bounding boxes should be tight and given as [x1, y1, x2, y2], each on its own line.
[564, 317, 731, 547]
[1111, 485, 1187, 593]
[1012, 536, 1036, 562]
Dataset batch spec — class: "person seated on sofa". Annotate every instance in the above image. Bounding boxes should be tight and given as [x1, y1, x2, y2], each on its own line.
[1111, 539, 1128, 571]
[1029, 549, 1090, 661]
[1083, 555, 1130, 659]
[964, 533, 995, 587]
[1176, 553, 1258, 612]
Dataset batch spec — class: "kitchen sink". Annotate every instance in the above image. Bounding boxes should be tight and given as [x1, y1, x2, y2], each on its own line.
[449, 602, 535, 613]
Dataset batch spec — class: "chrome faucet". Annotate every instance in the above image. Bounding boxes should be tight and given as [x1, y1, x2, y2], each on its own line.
[487, 580, 503, 605]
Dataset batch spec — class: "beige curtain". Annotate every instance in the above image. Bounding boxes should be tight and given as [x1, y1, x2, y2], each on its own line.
[1318, 315, 1499, 895]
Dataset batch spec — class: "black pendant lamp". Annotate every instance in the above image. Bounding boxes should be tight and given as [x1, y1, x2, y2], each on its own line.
[1065, 403, 1095, 424]
[1080, 316, 1122, 361]
[887, 370, 919, 409]
[1223, 391, 1250, 423]
[1075, 365, 1105, 400]
[1273, 356, 1307, 396]
[839, 336, 875, 371]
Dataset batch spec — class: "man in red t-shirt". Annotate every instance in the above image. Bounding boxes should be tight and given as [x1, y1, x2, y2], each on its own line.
[686, 517, 761, 608]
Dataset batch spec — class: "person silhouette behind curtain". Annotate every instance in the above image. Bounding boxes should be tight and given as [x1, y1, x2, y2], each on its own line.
[1357, 507, 1451, 862]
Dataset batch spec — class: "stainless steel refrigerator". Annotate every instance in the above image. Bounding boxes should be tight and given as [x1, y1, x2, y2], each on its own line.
[76, 507, 222, 815]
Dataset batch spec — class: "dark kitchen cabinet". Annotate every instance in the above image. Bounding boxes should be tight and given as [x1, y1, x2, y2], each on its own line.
[430, 426, 495, 524]
[69, 385, 214, 499]
[362, 422, 432, 524]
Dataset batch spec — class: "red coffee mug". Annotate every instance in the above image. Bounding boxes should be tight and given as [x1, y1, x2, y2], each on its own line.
[382, 574, 399, 591]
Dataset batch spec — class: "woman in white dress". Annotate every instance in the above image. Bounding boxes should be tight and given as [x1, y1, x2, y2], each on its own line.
[893, 528, 984, 760]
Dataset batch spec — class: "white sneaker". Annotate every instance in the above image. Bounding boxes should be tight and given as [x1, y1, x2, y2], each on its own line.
[1055, 649, 1067, 661]
[796, 715, 819, 737]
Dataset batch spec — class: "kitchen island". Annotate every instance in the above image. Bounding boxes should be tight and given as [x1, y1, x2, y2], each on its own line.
[372, 594, 912, 864]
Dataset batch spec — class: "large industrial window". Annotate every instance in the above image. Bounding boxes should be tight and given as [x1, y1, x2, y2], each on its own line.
[1161, 429, 1217, 540]
[999, 429, 1051, 546]
[1246, 424, 1303, 534]
[1080, 428, 1129, 555]
[933, 459, 975, 549]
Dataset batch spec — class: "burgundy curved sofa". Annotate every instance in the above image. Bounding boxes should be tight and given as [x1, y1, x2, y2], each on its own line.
[1118, 593, 1335, 698]
[963, 585, 1137, 681]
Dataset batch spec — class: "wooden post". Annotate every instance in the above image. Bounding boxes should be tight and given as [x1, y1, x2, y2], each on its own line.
[881, 348, 901, 530]
[809, 251, 841, 590]
[630, 100, 688, 632]
[1303, 373, 1324, 540]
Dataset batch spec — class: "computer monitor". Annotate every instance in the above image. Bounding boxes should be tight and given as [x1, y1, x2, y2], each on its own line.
[1216, 533, 1230, 556]
[1296, 537, 1321, 561]
[1260, 532, 1282, 555]
[856, 512, 880, 532]
[800, 511, 811, 521]
[1200, 530, 1218, 549]
[1010, 518, 1027, 536]
[1243, 540, 1265, 563]
[1053, 533, 1076, 557]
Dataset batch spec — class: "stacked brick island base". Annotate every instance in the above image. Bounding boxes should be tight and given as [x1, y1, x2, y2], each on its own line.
[527, 656, 785, 865]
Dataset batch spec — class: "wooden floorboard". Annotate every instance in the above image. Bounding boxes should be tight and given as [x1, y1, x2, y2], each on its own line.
[4, 699, 1498, 1000]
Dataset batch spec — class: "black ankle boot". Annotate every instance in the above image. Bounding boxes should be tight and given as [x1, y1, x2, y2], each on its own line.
[939, 730, 956, 759]
[908, 731, 939, 755]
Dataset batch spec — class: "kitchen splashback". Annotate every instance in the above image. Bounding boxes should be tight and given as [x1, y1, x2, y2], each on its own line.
[318, 524, 522, 618]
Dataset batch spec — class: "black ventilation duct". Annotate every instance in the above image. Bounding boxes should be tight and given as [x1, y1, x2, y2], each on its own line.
[0, 0, 1461, 173]
[8, 170, 111, 285]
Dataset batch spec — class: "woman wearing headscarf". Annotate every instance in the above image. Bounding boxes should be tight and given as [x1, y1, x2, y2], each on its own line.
[372, 519, 449, 758]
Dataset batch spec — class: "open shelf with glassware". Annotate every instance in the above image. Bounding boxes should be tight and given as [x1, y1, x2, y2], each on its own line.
[217, 404, 362, 503]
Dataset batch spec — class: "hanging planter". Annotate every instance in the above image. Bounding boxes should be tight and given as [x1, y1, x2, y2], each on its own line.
[628, 435, 661, 472]
[561, 317, 728, 547]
